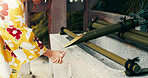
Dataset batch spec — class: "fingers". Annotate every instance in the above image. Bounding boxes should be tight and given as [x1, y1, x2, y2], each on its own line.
[50, 57, 57, 63]
[60, 53, 65, 58]
[59, 59, 63, 64]
[58, 58, 62, 64]
[60, 51, 67, 54]
[55, 50, 66, 54]
[57, 58, 63, 64]
[52, 57, 63, 64]
[55, 58, 59, 64]
[48, 50, 66, 64]
[58, 51, 66, 58]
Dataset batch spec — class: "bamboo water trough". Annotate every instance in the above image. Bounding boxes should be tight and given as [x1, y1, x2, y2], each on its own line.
[61, 27, 143, 75]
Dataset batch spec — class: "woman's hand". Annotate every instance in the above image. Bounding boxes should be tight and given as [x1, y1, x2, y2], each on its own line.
[43, 49, 66, 64]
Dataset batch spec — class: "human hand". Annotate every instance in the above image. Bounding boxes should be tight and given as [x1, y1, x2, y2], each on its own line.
[43, 49, 66, 64]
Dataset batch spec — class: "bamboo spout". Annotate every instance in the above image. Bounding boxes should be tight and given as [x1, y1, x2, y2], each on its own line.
[64, 19, 140, 48]
[91, 21, 148, 48]
[93, 20, 148, 38]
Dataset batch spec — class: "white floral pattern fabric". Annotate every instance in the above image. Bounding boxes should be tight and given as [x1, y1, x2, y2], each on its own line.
[0, 0, 47, 78]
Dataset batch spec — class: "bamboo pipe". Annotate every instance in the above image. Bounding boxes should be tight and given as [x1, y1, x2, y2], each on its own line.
[61, 27, 141, 75]
[64, 19, 140, 48]
[92, 23, 148, 48]
[94, 20, 148, 38]
[131, 30, 148, 38]
[96, 20, 112, 26]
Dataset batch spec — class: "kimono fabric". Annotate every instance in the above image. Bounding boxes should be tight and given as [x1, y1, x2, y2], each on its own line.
[0, 0, 47, 78]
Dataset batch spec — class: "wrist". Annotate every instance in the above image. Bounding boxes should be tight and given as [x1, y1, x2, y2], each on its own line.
[43, 49, 51, 57]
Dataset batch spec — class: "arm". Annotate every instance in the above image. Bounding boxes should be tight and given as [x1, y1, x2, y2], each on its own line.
[23, 0, 66, 64]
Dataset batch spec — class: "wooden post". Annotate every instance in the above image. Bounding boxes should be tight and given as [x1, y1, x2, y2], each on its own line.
[83, 0, 98, 31]
[83, 0, 90, 31]
[51, 0, 67, 33]
[25, 1, 30, 27]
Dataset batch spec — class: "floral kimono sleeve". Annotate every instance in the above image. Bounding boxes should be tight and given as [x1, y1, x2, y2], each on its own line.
[0, 26, 47, 63]
[0, 0, 47, 78]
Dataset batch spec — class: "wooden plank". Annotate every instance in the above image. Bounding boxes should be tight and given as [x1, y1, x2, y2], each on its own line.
[50, 0, 67, 33]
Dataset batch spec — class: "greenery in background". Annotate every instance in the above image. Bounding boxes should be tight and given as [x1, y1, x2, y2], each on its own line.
[92, 0, 148, 32]
[125, 0, 148, 14]
[67, 11, 83, 31]
[30, 12, 49, 48]
[67, 0, 148, 32]
[92, 0, 128, 14]
[92, 0, 148, 15]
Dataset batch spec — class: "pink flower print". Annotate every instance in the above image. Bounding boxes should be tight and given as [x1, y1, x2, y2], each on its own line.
[6, 26, 22, 40]
[34, 37, 44, 49]
[0, 1, 8, 16]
